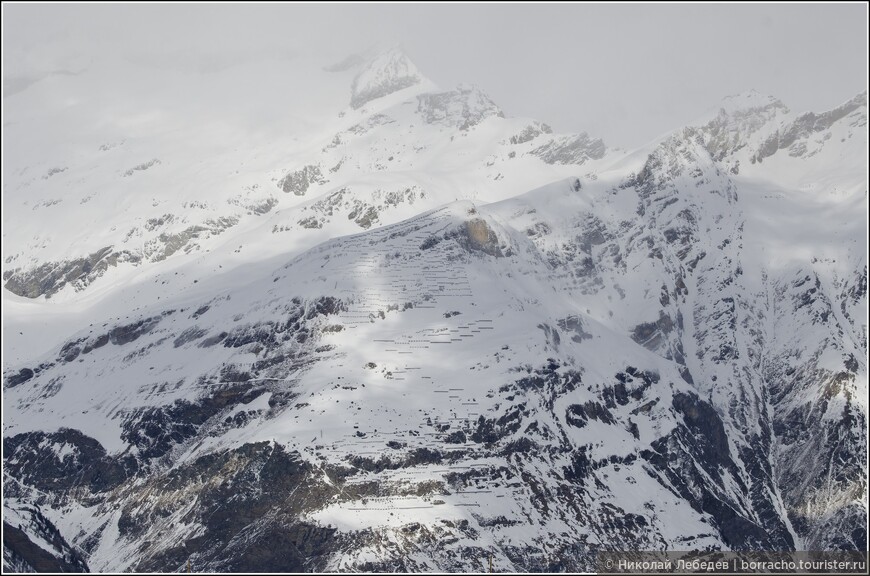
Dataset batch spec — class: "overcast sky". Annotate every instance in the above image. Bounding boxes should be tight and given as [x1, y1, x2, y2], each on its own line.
[3, 3, 867, 148]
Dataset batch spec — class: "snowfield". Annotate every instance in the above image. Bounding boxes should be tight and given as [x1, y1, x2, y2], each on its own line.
[2, 48, 866, 571]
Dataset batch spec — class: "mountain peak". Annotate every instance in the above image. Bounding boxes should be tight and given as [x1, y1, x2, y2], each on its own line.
[416, 83, 505, 131]
[718, 89, 788, 116]
[691, 90, 790, 161]
[349, 47, 426, 109]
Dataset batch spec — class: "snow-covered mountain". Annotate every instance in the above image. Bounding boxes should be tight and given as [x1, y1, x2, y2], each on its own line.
[2, 48, 866, 571]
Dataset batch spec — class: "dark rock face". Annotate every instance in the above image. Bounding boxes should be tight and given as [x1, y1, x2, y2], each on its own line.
[631, 312, 675, 352]
[770, 367, 868, 550]
[347, 203, 379, 229]
[121, 385, 267, 460]
[670, 392, 731, 467]
[46, 317, 163, 369]
[754, 92, 867, 162]
[4, 215, 241, 299]
[5, 368, 34, 388]
[641, 392, 795, 551]
[449, 219, 506, 257]
[1, 289, 359, 569]
[3, 429, 136, 497]
[699, 95, 789, 161]
[109, 316, 162, 345]
[3, 427, 340, 572]
[289, 184, 423, 232]
[219, 296, 344, 353]
[277, 165, 327, 196]
[127, 443, 338, 572]
[416, 86, 504, 131]
[3, 520, 89, 573]
[509, 122, 552, 145]
[471, 408, 524, 444]
[420, 235, 441, 250]
[4, 246, 117, 299]
[173, 326, 208, 348]
[566, 402, 615, 428]
[531, 134, 606, 165]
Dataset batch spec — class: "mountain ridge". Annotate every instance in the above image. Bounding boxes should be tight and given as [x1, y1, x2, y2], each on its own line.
[2, 47, 867, 571]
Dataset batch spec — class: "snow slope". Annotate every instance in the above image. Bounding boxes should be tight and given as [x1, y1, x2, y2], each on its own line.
[2, 49, 866, 571]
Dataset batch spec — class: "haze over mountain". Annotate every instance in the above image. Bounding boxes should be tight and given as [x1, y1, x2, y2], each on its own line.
[2, 10, 867, 573]
[3, 3, 866, 148]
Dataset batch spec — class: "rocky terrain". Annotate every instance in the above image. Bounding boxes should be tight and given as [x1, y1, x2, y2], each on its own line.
[2, 48, 867, 571]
